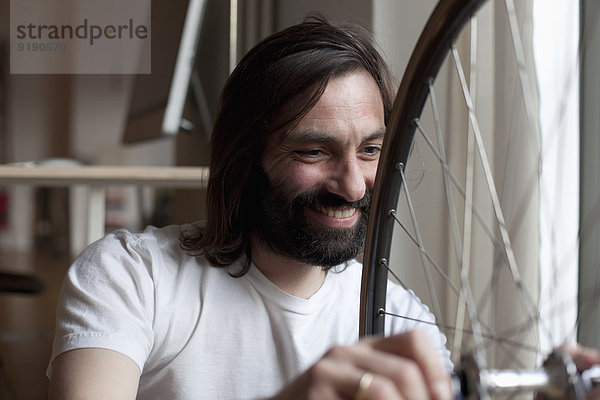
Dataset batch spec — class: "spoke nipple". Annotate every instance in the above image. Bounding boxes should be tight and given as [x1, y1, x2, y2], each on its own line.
[515, 280, 523, 288]
[379, 258, 388, 268]
[388, 209, 396, 217]
[396, 162, 404, 171]
[412, 118, 420, 126]
[377, 308, 385, 316]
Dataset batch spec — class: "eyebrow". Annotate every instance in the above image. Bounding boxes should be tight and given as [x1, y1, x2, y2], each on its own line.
[284, 127, 386, 145]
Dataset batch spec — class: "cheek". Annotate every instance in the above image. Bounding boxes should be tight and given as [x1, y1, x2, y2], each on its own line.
[363, 161, 379, 191]
[269, 163, 326, 193]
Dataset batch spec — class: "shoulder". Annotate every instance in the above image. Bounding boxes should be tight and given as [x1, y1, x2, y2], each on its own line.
[70, 223, 207, 288]
[92, 223, 184, 254]
[384, 282, 452, 369]
[81, 223, 196, 262]
[385, 282, 433, 319]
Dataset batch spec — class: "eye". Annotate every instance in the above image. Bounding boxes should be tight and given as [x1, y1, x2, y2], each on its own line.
[294, 149, 324, 159]
[361, 145, 382, 158]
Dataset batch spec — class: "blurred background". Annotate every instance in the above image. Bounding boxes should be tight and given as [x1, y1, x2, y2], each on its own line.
[0, 0, 437, 397]
[0, 0, 598, 398]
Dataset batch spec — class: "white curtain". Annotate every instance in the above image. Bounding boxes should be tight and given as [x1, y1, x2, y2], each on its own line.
[374, 0, 579, 369]
[534, 0, 580, 355]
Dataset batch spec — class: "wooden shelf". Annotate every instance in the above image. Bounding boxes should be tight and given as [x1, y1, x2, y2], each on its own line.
[0, 165, 209, 188]
[0, 164, 211, 257]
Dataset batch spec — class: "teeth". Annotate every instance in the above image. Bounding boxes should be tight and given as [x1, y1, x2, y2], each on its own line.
[315, 204, 356, 219]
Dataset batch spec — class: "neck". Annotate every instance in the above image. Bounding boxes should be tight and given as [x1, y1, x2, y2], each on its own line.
[250, 237, 328, 299]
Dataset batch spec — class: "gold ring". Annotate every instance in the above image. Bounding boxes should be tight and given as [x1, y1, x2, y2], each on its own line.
[354, 372, 374, 400]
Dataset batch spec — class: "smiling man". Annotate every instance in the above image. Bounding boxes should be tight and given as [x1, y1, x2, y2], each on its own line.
[253, 72, 385, 292]
[48, 16, 452, 400]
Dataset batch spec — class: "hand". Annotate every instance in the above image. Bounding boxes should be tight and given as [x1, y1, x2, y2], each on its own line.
[560, 343, 600, 400]
[270, 330, 452, 400]
[561, 343, 600, 372]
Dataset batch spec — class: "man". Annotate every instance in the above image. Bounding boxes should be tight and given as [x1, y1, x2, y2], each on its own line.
[47, 16, 453, 399]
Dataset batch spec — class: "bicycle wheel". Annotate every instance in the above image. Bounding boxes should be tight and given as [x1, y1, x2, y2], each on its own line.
[360, 0, 588, 389]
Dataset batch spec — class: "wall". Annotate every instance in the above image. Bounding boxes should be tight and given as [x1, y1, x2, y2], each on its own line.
[373, 0, 437, 83]
[276, 0, 372, 29]
[0, 0, 232, 251]
[0, 1, 438, 252]
[579, 0, 600, 350]
[1, 49, 72, 250]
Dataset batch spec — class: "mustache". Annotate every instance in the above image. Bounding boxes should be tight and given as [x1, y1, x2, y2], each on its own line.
[296, 189, 372, 211]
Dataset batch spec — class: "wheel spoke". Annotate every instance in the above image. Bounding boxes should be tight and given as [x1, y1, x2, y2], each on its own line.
[360, 0, 593, 396]
[398, 165, 445, 324]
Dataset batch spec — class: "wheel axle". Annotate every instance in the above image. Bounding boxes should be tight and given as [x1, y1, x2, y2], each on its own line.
[454, 351, 600, 399]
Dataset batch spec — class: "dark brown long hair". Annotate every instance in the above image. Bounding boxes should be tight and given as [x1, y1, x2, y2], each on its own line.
[180, 15, 395, 275]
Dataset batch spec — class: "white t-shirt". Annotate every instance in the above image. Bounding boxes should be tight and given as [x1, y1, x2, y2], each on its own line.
[48, 224, 450, 399]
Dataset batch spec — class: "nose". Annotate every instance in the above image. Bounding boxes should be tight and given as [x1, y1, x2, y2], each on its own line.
[324, 156, 367, 202]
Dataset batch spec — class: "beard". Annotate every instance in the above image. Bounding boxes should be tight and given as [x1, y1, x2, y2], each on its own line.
[251, 172, 371, 267]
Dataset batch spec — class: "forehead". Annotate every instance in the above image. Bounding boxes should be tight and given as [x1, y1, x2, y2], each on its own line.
[279, 71, 385, 143]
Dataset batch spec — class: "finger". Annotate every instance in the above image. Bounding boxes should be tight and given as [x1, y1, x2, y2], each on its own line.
[303, 357, 377, 400]
[342, 345, 429, 399]
[368, 330, 452, 400]
[319, 348, 402, 400]
[351, 372, 405, 400]
[325, 337, 443, 400]
[586, 385, 600, 400]
[359, 350, 430, 400]
[574, 347, 600, 371]
[560, 343, 600, 371]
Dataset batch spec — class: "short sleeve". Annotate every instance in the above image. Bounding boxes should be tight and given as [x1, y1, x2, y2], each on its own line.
[47, 230, 156, 377]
